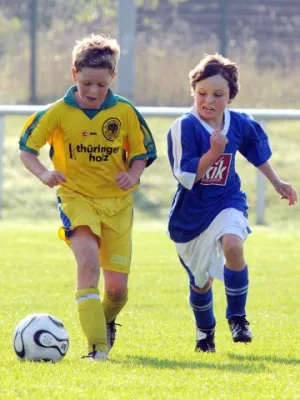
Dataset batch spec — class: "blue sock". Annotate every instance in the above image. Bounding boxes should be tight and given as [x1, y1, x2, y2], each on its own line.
[189, 286, 216, 331]
[224, 265, 249, 319]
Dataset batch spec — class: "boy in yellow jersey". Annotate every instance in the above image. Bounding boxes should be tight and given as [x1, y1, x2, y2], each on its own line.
[19, 34, 157, 361]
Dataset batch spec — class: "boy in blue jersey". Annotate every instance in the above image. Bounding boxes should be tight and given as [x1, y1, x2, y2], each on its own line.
[19, 34, 157, 361]
[167, 54, 297, 352]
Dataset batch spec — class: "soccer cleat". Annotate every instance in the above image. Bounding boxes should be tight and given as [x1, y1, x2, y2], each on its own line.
[228, 316, 252, 343]
[82, 350, 108, 361]
[195, 328, 216, 353]
[106, 319, 121, 352]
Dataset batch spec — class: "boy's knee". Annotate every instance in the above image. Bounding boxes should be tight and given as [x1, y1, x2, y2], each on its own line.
[191, 278, 212, 294]
[222, 235, 244, 260]
[105, 287, 128, 301]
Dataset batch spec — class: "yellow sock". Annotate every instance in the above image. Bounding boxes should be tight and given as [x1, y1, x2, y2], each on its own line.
[75, 288, 108, 354]
[102, 290, 128, 323]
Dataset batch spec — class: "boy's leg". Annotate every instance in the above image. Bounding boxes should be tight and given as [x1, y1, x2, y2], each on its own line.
[102, 270, 128, 352]
[57, 187, 108, 360]
[189, 279, 216, 353]
[177, 232, 218, 353]
[221, 233, 252, 343]
[99, 194, 133, 352]
[102, 271, 128, 323]
[70, 226, 108, 358]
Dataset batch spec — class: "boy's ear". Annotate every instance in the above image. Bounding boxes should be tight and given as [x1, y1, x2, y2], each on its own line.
[71, 67, 77, 81]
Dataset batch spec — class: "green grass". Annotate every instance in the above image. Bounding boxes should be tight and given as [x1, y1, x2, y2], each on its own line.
[0, 221, 299, 399]
[3, 115, 300, 225]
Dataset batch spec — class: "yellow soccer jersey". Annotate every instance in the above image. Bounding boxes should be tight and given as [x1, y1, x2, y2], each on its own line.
[19, 87, 157, 198]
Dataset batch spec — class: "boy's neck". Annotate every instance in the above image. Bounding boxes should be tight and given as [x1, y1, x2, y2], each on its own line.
[199, 113, 225, 131]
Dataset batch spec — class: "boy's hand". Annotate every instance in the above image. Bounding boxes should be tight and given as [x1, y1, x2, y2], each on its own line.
[116, 171, 138, 190]
[209, 129, 228, 159]
[39, 170, 66, 188]
[273, 180, 297, 206]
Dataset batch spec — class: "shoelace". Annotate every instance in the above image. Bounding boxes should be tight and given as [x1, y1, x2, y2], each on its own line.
[231, 317, 250, 331]
[109, 322, 121, 341]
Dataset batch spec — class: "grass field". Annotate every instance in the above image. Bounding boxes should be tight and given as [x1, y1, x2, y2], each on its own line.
[1, 115, 299, 399]
[0, 221, 299, 400]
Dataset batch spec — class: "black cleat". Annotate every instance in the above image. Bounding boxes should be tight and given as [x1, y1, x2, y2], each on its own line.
[228, 316, 252, 343]
[195, 328, 216, 353]
[107, 319, 121, 352]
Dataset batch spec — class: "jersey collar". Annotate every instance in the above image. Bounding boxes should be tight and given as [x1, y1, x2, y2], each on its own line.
[63, 86, 117, 110]
[190, 105, 230, 136]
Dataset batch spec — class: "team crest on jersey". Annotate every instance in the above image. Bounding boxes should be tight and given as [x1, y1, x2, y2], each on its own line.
[102, 118, 121, 141]
[200, 154, 232, 185]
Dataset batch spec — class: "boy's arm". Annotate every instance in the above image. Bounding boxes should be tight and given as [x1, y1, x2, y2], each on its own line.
[126, 106, 157, 168]
[20, 150, 66, 188]
[195, 130, 228, 182]
[128, 159, 147, 181]
[116, 159, 146, 191]
[258, 160, 297, 206]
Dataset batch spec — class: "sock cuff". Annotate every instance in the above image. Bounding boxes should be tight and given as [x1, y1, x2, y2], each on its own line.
[224, 264, 248, 273]
[75, 287, 100, 301]
[189, 286, 213, 303]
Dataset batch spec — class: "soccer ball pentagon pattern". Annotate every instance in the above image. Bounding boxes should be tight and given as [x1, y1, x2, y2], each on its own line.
[13, 313, 69, 362]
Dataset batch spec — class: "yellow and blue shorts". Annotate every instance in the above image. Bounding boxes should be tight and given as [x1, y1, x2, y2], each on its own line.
[57, 186, 133, 274]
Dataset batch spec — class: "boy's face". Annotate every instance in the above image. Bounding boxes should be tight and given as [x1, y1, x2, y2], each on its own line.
[72, 67, 116, 109]
[194, 74, 231, 124]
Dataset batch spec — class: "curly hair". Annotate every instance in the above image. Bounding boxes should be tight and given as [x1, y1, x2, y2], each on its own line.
[72, 34, 120, 73]
[189, 54, 240, 99]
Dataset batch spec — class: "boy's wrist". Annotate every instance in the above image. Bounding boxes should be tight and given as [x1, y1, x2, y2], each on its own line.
[270, 178, 281, 187]
[205, 149, 220, 163]
[128, 170, 140, 183]
[37, 168, 50, 181]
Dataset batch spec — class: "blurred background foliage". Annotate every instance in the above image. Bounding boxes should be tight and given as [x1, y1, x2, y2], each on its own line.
[0, 0, 299, 107]
[0, 1, 299, 224]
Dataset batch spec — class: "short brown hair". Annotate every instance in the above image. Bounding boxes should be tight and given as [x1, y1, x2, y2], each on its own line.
[189, 54, 240, 99]
[72, 34, 120, 73]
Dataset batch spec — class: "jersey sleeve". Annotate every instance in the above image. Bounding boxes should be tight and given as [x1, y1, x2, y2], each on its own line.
[125, 106, 157, 168]
[167, 117, 200, 190]
[19, 106, 57, 156]
[239, 115, 272, 167]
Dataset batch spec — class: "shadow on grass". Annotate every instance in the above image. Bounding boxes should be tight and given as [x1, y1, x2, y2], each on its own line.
[112, 355, 266, 373]
[228, 353, 300, 365]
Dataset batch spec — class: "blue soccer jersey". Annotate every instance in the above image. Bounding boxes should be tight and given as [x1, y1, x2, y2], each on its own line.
[167, 106, 272, 243]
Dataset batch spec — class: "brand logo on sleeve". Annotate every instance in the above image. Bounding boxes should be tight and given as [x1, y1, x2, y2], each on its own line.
[200, 154, 232, 185]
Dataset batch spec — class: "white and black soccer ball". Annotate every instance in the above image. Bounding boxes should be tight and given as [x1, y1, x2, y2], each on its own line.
[13, 313, 69, 362]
